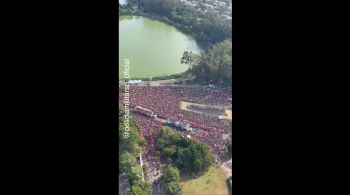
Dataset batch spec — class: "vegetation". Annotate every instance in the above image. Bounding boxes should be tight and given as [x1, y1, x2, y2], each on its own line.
[165, 181, 182, 195]
[119, 0, 233, 87]
[162, 166, 180, 183]
[120, 152, 137, 173]
[119, 111, 151, 194]
[120, 0, 232, 47]
[157, 127, 215, 173]
[129, 181, 153, 195]
[162, 166, 182, 195]
[183, 39, 232, 87]
[119, 2, 139, 15]
[181, 166, 229, 195]
[129, 185, 145, 195]
[118, 114, 144, 158]
[181, 51, 198, 69]
[119, 1, 232, 190]
[156, 127, 215, 194]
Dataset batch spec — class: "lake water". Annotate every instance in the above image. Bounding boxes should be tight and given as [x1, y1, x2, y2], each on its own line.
[119, 15, 202, 79]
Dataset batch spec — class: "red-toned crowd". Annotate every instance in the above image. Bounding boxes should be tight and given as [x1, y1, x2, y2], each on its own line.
[119, 85, 232, 179]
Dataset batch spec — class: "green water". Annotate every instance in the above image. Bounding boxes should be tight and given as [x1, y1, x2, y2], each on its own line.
[119, 15, 202, 79]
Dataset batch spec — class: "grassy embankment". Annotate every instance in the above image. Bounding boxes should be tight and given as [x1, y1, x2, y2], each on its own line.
[181, 166, 229, 195]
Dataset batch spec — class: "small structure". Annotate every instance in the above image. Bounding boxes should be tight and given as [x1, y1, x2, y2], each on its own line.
[128, 80, 142, 85]
[134, 106, 154, 118]
[164, 119, 191, 131]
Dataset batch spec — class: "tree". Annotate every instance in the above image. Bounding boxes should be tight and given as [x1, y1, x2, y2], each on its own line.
[190, 39, 232, 87]
[181, 51, 198, 69]
[120, 152, 137, 173]
[162, 147, 176, 158]
[176, 148, 192, 168]
[176, 136, 190, 148]
[140, 0, 232, 46]
[162, 165, 181, 195]
[119, 118, 144, 156]
[129, 185, 145, 195]
[162, 166, 180, 183]
[129, 181, 152, 195]
[157, 126, 215, 173]
[140, 180, 153, 193]
[165, 182, 182, 195]
[130, 165, 144, 185]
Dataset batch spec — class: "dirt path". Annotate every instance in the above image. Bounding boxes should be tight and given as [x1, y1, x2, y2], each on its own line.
[220, 159, 232, 177]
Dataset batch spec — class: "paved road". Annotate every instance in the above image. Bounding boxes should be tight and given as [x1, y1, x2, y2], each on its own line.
[119, 174, 130, 195]
[152, 183, 165, 195]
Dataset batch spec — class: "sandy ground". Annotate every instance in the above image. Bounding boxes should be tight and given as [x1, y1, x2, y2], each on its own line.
[180, 101, 232, 121]
[225, 110, 232, 120]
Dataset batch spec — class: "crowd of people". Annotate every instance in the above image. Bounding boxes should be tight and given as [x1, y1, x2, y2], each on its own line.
[134, 114, 163, 182]
[119, 85, 232, 178]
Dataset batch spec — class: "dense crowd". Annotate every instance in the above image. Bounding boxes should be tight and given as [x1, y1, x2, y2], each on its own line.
[134, 114, 163, 181]
[119, 85, 232, 178]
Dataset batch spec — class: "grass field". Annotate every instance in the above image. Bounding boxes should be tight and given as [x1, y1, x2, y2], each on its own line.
[181, 166, 229, 195]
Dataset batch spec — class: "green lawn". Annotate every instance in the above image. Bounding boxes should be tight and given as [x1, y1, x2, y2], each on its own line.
[181, 166, 229, 195]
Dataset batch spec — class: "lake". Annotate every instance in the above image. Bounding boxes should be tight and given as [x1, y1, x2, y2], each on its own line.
[119, 15, 202, 79]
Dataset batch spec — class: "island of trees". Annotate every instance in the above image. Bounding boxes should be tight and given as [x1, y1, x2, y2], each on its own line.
[156, 127, 215, 195]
